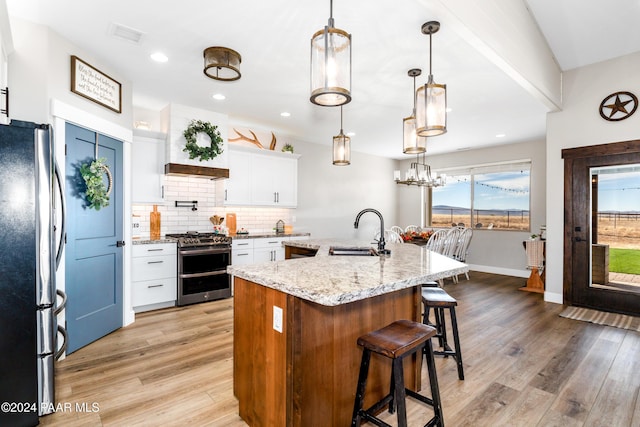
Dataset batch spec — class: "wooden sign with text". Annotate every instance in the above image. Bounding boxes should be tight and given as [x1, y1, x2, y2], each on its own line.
[70, 55, 122, 113]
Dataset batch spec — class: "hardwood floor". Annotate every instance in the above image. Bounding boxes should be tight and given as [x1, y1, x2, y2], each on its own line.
[41, 272, 640, 426]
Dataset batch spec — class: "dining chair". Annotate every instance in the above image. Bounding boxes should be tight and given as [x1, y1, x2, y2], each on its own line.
[404, 225, 421, 233]
[425, 229, 448, 254]
[452, 228, 473, 281]
[390, 225, 405, 236]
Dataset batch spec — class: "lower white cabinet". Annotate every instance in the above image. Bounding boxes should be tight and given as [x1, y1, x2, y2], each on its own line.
[232, 239, 254, 265]
[253, 237, 287, 262]
[231, 235, 309, 265]
[131, 243, 177, 312]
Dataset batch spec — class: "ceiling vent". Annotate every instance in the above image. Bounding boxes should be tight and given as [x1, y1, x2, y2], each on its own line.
[108, 23, 145, 44]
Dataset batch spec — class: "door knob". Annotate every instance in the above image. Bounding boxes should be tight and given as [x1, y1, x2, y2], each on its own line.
[116, 240, 126, 247]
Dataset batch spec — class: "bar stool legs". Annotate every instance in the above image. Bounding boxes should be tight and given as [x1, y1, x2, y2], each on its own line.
[422, 287, 464, 381]
[351, 320, 445, 427]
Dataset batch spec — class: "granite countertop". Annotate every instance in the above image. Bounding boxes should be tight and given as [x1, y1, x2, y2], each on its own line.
[227, 238, 468, 306]
[230, 232, 311, 240]
[131, 238, 177, 245]
[131, 232, 309, 245]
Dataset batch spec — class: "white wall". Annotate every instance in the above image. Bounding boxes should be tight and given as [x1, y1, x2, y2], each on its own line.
[396, 139, 547, 277]
[8, 17, 132, 128]
[293, 138, 398, 241]
[545, 51, 640, 304]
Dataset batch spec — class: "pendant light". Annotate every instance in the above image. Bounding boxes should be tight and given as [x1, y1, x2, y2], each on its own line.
[416, 21, 447, 137]
[403, 68, 427, 154]
[310, 0, 352, 106]
[332, 106, 350, 165]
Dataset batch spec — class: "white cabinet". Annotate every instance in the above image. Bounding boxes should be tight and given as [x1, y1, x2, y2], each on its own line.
[224, 149, 253, 205]
[132, 130, 165, 203]
[232, 238, 254, 265]
[251, 154, 297, 207]
[131, 243, 177, 312]
[253, 237, 288, 262]
[225, 146, 299, 207]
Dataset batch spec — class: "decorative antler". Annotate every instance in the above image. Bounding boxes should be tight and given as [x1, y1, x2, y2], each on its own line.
[229, 128, 277, 150]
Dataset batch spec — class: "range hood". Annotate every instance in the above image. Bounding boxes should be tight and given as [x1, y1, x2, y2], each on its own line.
[161, 103, 230, 179]
[164, 163, 229, 179]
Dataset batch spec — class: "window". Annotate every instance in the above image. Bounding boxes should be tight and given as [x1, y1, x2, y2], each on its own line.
[432, 161, 531, 231]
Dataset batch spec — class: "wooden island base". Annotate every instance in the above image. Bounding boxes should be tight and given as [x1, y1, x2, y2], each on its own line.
[233, 277, 423, 427]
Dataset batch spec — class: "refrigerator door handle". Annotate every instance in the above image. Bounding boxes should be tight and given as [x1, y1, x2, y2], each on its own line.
[54, 158, 66, 269]
[55, 325, 67, 361]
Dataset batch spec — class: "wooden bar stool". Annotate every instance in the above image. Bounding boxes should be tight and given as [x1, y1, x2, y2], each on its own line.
[351, 319, 444, 427]
[421, 287, 464, 381]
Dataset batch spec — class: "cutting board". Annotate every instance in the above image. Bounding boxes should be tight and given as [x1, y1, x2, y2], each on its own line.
[227, 213, 237, 234]
[150, 205, 161, 240]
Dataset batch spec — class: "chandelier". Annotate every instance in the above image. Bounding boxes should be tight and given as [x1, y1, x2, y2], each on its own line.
[394, 153, 445, 187]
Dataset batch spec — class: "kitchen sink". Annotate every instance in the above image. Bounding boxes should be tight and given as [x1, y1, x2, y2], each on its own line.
[328, 246, 379, 256]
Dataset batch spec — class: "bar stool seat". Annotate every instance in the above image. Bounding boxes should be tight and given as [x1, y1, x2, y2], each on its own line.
[351, 319, 444, 427]
[422, 287, 464, 380]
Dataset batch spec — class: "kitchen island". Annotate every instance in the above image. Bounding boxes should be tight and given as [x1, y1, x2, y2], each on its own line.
[228, 239, 468, 427]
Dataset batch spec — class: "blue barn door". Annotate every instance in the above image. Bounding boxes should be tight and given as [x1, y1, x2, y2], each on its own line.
[65, 123, 123, 353]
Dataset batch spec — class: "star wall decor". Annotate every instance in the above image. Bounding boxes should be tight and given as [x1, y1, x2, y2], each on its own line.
[599, 91, 638, 121]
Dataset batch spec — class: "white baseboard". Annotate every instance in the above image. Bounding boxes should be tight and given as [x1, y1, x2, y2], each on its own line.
[467, 264, 529, 278]
[467, 264, 564, 305]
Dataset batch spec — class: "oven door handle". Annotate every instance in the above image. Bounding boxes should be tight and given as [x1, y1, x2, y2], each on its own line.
[180, 270, 228, 279]
[179, 247, 230, 256]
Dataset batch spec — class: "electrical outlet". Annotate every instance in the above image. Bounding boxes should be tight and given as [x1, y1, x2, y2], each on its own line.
[273, 306, 283, 333]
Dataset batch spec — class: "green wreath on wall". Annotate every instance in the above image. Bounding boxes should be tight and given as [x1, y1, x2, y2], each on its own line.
[79, 157, 112, 210]
[183, 119, 224, 161]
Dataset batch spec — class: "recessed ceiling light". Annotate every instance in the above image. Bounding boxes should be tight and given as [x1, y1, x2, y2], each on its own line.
[280, 112, 291, 117]
[212, 93, 226, 100]
[446, 107, 453, 112]
[495, 133, 506, 138]
[346, 132, 355, 137]
[150, 52, 168, 63]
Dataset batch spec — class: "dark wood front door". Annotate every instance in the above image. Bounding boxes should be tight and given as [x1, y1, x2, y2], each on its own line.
[563, 140, 640, 316]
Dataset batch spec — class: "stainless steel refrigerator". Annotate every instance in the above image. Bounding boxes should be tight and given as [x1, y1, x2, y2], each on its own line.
[0, 120, 66, 426]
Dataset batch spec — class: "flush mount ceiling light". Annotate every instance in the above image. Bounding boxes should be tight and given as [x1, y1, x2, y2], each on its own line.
[332, 106, 350, 165]
[416, 21, 447, 137]
[203, 47, 241, 81]
[403, 68, 427, 154]
[310, 0, 352, 106]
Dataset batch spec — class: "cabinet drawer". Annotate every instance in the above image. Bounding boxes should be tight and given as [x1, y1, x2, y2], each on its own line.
[132, 255, 176, 281]
[232, 249, 254, 265]
[253, 237, 288, 248]
[132, 277, 176, 306]
[132, 243, 177, 257]
[232, 239, 254, 250]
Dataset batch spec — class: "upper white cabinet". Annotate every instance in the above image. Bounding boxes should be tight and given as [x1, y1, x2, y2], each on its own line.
[224, 149, 253, 205]
[225, 146, 299, 207]
[132, 130, 165, 203]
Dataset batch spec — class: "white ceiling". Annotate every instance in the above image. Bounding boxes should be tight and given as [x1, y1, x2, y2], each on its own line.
[5, 0, 639, 159]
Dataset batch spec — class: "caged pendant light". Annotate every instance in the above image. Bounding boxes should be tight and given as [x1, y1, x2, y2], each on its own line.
[403, 68, 427, 154]
[416, 21, 447, 137]
[310, 0, 352, 106]
[203, 47, 241, 81]
[332, 106, 350, 165]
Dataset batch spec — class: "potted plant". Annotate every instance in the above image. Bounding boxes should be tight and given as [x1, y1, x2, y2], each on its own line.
[282, 143, 294, 154]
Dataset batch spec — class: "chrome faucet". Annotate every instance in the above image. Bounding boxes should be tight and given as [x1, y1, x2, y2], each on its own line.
[354, 208, 389, 254]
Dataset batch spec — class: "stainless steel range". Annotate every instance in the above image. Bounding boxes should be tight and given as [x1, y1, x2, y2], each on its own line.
[166, 232, 232, 306]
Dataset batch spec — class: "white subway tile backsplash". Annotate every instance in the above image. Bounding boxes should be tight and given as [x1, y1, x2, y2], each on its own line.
[132, 175, 293, 239]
